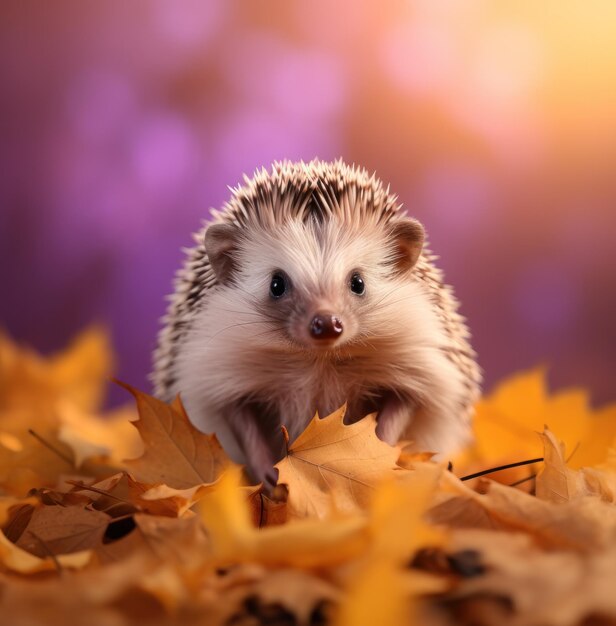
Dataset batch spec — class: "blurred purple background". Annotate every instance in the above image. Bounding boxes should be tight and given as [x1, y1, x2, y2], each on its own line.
[1, 0, 615, 408]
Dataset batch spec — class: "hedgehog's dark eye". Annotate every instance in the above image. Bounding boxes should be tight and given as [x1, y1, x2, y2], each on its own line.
[350, 272, 365, 295]
[270, 273, 287, 299]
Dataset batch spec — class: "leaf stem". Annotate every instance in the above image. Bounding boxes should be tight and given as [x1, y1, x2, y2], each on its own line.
[66, 479, 128, 502]
[28, 429, 74, 467]
[459, 457, 544, 482]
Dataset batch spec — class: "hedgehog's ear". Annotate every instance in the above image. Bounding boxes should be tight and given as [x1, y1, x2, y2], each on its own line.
[204, 223, 241, 283]
[388, 218, 425, 275]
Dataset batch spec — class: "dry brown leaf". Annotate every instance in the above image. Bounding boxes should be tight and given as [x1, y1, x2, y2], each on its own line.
[70, 472, 199, 518]
[67, 473, 141, 521]
[92, 524, 147, 565]
[536, 428, 588, 502]
[15, 505, 111, 557]
[39, 513, 212, 610]
[429, 495, 506, 533]
[4, 327, 616, 626]
[199, 468, 370, 568]
[138, 480, 219, 517]
[0, 531, 92, 573]
[133, 513, 208, 559]
[96, 512, 211, 568]
[119, 382, 231, 489]
[0, 549, 159, 623]
[275, 405, 402, 518]
[1, 502, 37, 545]
[536, 427, 616, 505]
[219, 569, 339, 626]
[447, 529, 616, 626]
[0, 496, 38, 527]
[0, 415, 138, 498]
[432, 472, 616, 553]
[246, 484, 288, 528]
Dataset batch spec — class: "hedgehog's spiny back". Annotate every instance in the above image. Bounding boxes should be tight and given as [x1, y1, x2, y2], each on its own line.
[217, 158, 402, 230]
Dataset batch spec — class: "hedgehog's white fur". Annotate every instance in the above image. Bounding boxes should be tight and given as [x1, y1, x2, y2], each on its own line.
[152, 158, 482, 476]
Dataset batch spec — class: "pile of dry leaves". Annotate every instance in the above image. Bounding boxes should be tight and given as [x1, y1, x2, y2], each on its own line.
[1, 327, 615, 626]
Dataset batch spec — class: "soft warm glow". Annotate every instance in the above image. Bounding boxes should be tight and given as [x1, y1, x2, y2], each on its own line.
[0, 0, 614, 405]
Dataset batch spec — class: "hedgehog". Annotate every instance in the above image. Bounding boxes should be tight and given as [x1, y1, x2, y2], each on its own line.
[151, 158, 482, 483]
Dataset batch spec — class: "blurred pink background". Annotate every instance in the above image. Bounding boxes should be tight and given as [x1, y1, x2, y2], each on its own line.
[1, 1, 615, 407]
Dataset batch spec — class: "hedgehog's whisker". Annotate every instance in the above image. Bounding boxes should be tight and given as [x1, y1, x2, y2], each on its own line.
[203, 320, 270, 347]
[250, 327, 304, 350]
[369, 285, 403, 309]
[345, 333, 379, 352]
[213, 291, 265, 317]
[230, 285, 264, 306]
[370, 291, 424, 310]
[217, 308, 262, 318]
[380, 294, 424, 308]
[251, 327, 287, 339]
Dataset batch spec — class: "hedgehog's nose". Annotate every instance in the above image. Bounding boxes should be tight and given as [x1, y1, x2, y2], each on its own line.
[309, 312, 343, 340]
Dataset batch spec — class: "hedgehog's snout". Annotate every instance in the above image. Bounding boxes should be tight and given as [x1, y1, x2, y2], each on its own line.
[308, 312, 343, 342]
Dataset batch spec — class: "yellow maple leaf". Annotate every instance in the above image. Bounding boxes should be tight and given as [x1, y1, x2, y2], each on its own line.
[275, 405, 402, 518]
[0, 326, 113, 415]
[120, 382, 232, 489]
[459, 365, 616, 472]
[139, 481, 220, 516]
[0, 328, 138, 495]
[433, 468, 616, 553]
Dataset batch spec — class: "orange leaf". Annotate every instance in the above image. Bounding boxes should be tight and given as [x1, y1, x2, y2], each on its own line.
[458, 365, 616, 472]
[0, 325, 113, 415]
[118, 382, 231, 489]
[275, 405, 403, 518]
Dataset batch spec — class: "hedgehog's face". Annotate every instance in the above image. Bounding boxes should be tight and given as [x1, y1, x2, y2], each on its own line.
[204, 215, 424, 354]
